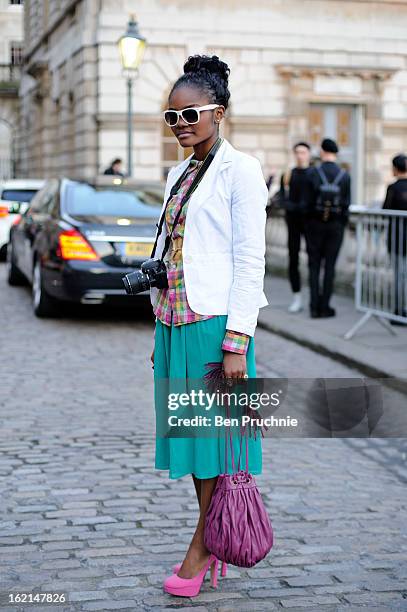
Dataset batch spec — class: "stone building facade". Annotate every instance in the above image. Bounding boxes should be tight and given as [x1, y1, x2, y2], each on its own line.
[0, 0, 23, 178]
[19, 0, 407, 204]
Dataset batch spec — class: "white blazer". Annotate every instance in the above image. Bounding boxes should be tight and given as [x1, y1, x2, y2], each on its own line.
[150, 137, 269, 337]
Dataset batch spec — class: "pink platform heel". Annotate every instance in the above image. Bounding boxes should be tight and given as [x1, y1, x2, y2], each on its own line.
[164, 553, 218, 597]
[172, 560, 227, 577]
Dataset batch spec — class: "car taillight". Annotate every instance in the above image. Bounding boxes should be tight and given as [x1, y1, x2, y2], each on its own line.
[0, 205, 8, 217]
[57, 229, 99, 261]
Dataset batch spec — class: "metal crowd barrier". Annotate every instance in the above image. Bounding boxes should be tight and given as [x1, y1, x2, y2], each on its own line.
[345, 208, 407, 340]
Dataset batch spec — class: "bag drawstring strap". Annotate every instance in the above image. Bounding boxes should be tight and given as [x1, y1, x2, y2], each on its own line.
[224, 401, 249, 475]
[236, 426, 249, 474]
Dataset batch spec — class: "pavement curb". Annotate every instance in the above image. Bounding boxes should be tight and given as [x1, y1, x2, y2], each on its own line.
[257, 317, 407, 396]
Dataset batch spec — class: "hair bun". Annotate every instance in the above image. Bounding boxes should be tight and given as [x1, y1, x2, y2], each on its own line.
[171, 54, 231, 109]
[183, 54, 230, 85]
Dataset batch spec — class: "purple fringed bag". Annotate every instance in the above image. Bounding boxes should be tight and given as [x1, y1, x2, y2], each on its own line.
[203, 363, 274, 568]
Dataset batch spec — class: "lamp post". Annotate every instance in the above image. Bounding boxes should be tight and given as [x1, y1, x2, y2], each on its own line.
[118, 15, 146, 177]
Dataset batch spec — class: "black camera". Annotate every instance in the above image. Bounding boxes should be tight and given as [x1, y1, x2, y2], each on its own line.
[122, 258, 168, 295]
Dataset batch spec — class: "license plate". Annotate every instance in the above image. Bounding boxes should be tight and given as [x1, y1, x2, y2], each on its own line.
[124, 242, 153, 258]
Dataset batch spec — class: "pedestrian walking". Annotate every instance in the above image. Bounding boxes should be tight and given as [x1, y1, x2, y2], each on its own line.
[382, 153, 407, 322]
[149, 54, 268, 597]
[103, 158, 124, 176]
[304, 138, 351, 318]
[279, 142, 312, 313]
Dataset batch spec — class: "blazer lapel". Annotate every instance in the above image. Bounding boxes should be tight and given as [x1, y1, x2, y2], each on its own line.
[155, 138, 234, 250]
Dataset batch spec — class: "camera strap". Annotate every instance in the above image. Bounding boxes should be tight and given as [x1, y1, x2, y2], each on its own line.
[150, 136, 223, 261]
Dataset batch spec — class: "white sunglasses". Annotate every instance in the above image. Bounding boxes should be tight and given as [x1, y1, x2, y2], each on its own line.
[163, 104, 220, 127]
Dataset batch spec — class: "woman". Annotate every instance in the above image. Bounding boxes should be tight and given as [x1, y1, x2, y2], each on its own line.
[150, 54, 269, 597]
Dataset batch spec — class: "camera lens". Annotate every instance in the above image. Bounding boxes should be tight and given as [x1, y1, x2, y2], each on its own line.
[122, 270, 150, 295]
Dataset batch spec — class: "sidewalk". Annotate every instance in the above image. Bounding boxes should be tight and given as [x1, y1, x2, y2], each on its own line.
[259, 275, 407, 384]
[1, 265, 407, 611]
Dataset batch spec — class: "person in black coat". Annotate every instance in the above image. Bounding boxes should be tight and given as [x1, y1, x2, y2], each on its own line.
[104, 158, 125, 177]
[304, 138, 351, 318]
[279, 142, 312, 313]
[383, 153, 407, 320]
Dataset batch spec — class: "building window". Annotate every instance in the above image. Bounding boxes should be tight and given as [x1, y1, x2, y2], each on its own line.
[9, 1, 24, 5]
[10, 43, 24, 65]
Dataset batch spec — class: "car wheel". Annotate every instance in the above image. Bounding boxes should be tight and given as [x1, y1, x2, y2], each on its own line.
[0, 243, 7, 262]
[7, 242, 26, 286]
[32, 258, 58, 318]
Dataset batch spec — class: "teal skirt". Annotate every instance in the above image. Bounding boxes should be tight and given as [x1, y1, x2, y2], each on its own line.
[154, 315, 262, 480]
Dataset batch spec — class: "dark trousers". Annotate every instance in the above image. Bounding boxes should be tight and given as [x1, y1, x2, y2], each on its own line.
[285, 211, 305, 293]
[393, 255, 407, 317]
[304, 218, 345, 312]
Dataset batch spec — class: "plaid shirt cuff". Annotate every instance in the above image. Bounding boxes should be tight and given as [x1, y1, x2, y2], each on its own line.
[222, 330, 250, 354]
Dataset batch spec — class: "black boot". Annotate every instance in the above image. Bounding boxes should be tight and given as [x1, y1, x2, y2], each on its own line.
[319, 306, 336, 318]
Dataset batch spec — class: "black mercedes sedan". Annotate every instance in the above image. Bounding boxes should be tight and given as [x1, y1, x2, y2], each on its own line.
[7, 176, 164, 317]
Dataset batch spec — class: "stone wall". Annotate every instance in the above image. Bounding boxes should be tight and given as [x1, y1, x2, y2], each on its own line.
[17, 0, 407, 203]
[0, 0, 23, 177]
[18, 0, 99, 177]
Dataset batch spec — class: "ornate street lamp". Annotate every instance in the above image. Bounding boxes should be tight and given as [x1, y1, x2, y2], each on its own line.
[118, 15, 146, 177]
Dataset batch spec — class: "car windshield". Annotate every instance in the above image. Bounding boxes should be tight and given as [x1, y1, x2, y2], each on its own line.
[1, 189, 38, 202]
[66, 183, 163, 218]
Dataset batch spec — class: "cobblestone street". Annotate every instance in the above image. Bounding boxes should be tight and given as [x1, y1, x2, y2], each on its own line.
[1, 264, 407, 611]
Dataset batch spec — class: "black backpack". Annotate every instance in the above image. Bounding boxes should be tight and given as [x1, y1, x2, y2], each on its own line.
[315, 166, 346, 221]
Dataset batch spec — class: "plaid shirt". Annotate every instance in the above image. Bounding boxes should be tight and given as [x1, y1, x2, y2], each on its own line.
[153, 158, 250, 354]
